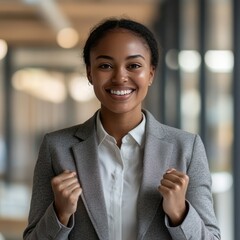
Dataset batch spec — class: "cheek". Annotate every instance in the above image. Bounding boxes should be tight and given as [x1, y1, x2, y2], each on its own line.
[136, 71, 152, 87]
[92, 85, 102, 101]
[93, 70, 111, 82]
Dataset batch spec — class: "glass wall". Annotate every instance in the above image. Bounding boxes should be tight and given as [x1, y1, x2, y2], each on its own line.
[180, 0, 233, 239]
[180, 1, 234, 239]
[150, 0, 234, 239]
[204, 1, 234, 239]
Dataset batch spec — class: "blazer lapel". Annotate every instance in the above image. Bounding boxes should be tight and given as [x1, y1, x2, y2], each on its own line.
[72, 116, 109, 240]
[137, 111, 173, 239]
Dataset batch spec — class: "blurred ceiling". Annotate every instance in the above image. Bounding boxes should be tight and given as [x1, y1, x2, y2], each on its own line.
[0, 0, 160, 48]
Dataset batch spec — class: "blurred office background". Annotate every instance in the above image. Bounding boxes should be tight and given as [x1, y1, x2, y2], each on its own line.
[0, 0, 239, 239]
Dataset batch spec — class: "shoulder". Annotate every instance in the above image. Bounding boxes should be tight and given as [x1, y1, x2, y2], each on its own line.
[144, 109, 198, 144]
[160, 123, 197, 143]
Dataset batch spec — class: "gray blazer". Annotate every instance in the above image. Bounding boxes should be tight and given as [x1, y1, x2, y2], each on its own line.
[23, 110, 221, 240]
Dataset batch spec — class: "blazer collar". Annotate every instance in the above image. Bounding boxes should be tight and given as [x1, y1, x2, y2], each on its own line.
[74, 111, 98, 141]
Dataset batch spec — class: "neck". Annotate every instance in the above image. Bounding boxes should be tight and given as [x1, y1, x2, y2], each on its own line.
[99, 109, 143, 146]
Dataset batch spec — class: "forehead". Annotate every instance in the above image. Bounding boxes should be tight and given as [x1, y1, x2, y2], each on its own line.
[92, 28, 150, 53]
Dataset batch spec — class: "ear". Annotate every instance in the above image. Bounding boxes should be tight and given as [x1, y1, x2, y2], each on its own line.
[148, 66, 155, 86]
[86, 66, 92, 84]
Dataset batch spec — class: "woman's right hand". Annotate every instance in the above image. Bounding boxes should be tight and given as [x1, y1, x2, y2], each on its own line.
[51, 170, 82, 226]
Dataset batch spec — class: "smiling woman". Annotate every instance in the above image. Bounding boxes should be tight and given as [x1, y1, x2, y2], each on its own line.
[23, 18, 221, 240]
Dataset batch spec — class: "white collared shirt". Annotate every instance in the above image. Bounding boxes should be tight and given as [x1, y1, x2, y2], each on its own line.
[96, 112, 146, 240]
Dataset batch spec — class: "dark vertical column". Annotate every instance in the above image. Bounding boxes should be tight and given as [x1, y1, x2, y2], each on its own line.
[4, 47, 12, 183]
[233, 0, 240, 239]
[153, 2, 167, 124]
[199, 0, 207, 144]
[169, 0, 181, 129]
[153, 0, 181, 128]
[175, 0, 181, 129]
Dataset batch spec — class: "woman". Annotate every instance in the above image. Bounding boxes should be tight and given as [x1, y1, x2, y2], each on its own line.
[23, 18, 221, 240]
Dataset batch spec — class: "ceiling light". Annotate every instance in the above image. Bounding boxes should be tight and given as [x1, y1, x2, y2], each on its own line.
[0, 39, 8, 60]
[57, 28, 79, 49]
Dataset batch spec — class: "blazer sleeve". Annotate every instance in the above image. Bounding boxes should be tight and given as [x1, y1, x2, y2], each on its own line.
[23, 135, 74, 240]
[166, 134, 221, 240]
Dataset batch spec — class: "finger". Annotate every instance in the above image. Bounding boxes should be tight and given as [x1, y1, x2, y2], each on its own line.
[162, 172, 181, 183]
[166, 169, 187, 178]
[160, 178, 176, 189]
[72, 186, 82, 197]
[67, 184, 82, 200]
[164, 169, 188, 180]
[158, 184, 171, 195]
[68, 187, 82, 205]
[163, 174, 189, 189]
[61, 171, 77, 180]
[52, 171, 77, 186]
[161, 178, 189, 195]
[166, 168, 176, 174]
[57, 177, 80, 192]
[67, 181, 82, 193]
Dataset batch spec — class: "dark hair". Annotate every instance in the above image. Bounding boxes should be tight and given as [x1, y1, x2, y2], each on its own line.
[83, 18, 159, 68]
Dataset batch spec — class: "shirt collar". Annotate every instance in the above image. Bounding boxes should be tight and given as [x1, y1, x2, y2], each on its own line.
[96, 111, 146, 147]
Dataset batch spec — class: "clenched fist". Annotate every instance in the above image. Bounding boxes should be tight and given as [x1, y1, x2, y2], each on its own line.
[158, 168, 189, 226]
[51, 170, 82, 226]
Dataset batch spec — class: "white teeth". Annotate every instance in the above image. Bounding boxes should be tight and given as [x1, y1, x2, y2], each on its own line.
[110, 89, 132, 96]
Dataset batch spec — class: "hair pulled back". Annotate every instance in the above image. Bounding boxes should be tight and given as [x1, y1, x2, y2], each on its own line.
[83, 18, 159, 68]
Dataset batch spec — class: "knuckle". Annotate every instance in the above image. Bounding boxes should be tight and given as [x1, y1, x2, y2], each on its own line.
[57, 183, 64, 192]
[51, 177, 58, 186]
[178, 176, 188, 186]
[184, 174, 189, 182]
[164, 187, 172, 195]
[178, 178, 185, 186]
[62, 189, 70, 198]
[173, 184, 180, 191]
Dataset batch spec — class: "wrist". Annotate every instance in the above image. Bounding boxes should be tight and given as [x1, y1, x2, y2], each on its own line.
[58, 213, 71, 226]
[167, 202, 189, 227]
[53, 202, 71, 226]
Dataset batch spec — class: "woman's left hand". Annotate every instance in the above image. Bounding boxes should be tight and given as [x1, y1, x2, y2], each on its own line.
[158, 168, 189, 226]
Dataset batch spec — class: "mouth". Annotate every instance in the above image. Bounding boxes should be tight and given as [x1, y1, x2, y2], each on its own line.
[106, 88, 135, 96]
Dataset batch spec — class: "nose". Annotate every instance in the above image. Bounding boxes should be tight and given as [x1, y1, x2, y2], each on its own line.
[112, 67, 128, 83]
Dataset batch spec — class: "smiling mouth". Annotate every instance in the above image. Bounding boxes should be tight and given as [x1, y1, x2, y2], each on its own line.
[108, 89, 134, 96]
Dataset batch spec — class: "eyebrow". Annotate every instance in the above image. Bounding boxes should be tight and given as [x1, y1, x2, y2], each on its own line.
[96, 54, 145, 60]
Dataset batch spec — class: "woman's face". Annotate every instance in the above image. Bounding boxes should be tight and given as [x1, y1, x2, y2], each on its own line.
[87, 29, 155, 116]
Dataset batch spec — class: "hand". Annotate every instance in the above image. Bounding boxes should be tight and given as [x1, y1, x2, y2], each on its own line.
[158, 168, 189, 226]
[51, 170, 82, 226]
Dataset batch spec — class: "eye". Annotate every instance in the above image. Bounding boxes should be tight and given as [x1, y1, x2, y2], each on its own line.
[128, 63, 141, 69]
[98, 63, 112, 69]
